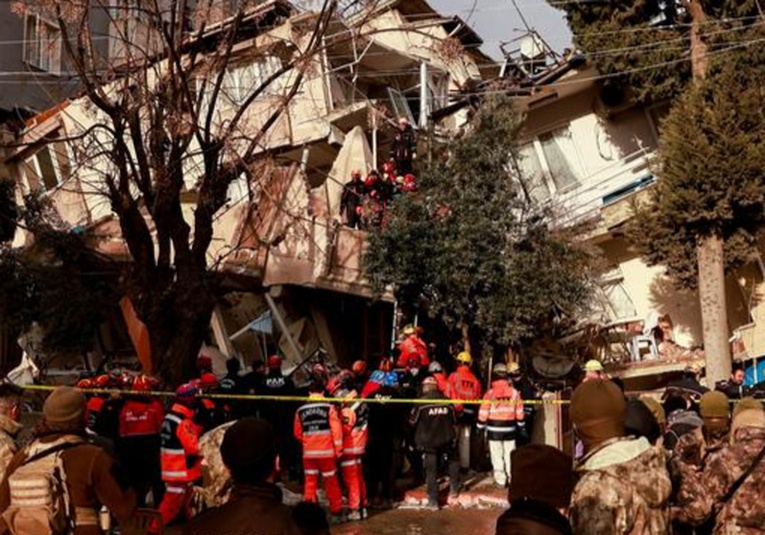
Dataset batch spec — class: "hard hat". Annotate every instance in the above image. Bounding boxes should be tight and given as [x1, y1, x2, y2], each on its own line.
[132, 375, 152, 392]
[93, 375, 112, 389]
[686, 362, 703, 375]
[267, 355, 282, 370]
[402, 325, 416, 336]
[76, 379, 93, 389]
[456, 351, 473, 364]
[584, 359, 604, 373]
[398, 116, 409, 124]
[327, 377, 342, 396]
[493, 363, 508, 377]
[176, 383, 199, 399]
[507, 362, 521, 375]
[200, 372, 219, 389]
[312, 363, 328, 378]
[379, 358, 393, 372]
[352, 360, 367, 375]
[428, 361, 443, 374]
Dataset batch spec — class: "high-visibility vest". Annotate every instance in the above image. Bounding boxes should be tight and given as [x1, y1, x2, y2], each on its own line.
[160, 403, 201, 482]
[477, 380, 525, 441]
[341, 402, 369, 456]
[294, 396, 343, 459]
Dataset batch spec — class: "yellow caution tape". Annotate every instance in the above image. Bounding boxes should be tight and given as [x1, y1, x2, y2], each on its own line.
[19, 384, 569, 405]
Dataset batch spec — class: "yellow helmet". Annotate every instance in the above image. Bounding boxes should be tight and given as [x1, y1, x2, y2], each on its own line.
[584, 359, 604, 373]
[402, 325, 416, 336]
[507, 362, 521, 375]
[456, 351, 473, 364]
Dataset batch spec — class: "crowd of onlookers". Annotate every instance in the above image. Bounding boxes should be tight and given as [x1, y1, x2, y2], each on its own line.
[0, 333, 763, 535]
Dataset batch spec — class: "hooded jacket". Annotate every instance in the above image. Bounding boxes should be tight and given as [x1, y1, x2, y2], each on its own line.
[570, 436, 671, 535]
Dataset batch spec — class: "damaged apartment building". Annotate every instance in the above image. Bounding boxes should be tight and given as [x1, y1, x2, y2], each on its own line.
[0, 0, 492, 376]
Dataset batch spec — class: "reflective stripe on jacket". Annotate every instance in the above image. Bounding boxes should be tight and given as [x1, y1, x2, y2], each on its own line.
[160, 403, 201, 482]
[341, 402, 369, 456]
[477, 380, 525, 440]
[294, 395, 343, 459]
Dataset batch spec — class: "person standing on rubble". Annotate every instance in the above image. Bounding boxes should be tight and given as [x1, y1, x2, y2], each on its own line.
[390, 117, 417, 175]
[340, 170, 365, 229]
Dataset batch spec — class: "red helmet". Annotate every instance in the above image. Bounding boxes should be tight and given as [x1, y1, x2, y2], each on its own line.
[327, 376, 342, 396]
[93, 375, 111, 388]
[379, 358, 393, 372]
[352, 360, 367, 376]
[197, 354, 213, 372]
[76, 378, 93, 389]
[267, 355, 282, 370]
[199, 373, 219, 389]
[132, 375, 152, 392]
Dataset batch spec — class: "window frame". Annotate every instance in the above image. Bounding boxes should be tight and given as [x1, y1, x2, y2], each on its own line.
[517, 124, 586, 202]
[23, 13, 62, 75]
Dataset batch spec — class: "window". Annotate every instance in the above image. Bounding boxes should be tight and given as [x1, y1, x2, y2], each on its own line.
[516, 125, 584, 203]
[427, 72, 450, 112]
[387, 87, 415, 125]
[23, 14, 62, 74]
[597, 268, 638, 321]
[21, 142, 72, 192]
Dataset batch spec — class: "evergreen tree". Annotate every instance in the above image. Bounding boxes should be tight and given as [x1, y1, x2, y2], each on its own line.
[365, 96, 597, 358]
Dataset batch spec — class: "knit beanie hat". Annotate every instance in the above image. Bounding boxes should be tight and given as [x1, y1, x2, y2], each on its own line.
[43, 386, 86, 427]
[496, 499, 572, 535]
[699, 391, 730, 419]
[571, 380, 626, 451]
[731, 398, 765, 443]
[221, 418, 276, 482]
[509, 445, 573, 509]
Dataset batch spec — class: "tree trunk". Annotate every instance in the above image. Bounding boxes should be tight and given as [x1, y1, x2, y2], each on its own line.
[697, 234, 731, 385]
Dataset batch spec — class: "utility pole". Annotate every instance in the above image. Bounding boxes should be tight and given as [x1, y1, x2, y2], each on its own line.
[689, 0, 731, 385]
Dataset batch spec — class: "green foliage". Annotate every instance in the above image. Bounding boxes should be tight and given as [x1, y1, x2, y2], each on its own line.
[0, 192, 116, 358]
[365, 96, 597, 348]
[550, 0, 764, 103]
[631, 51, 765, 288]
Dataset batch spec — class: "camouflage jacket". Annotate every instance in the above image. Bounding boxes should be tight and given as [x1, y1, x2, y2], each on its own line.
[0, 415, 20, 485]
[671, 426, 765, 534]
[199, 421, 236, 509]
[570, 436, 672, 535]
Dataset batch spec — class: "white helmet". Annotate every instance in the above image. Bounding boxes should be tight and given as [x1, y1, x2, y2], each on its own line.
[428, 362, 443, 374]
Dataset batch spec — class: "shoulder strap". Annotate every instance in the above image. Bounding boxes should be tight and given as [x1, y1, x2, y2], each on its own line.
[719, 441, 765, 505]
[23, 440, 83, 467]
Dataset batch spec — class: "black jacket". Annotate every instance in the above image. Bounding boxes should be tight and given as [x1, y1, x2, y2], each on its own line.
[409, 391, 456, 451]
[715, 380, 747, 400]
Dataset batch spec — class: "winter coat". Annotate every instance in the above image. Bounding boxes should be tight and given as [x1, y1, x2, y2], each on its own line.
[477, 379, 524, 441]
[184, 483, 302, 535]
[409, 391, 456, 451]
[672, 426, 765, 534]
[570, 436, 672, 535]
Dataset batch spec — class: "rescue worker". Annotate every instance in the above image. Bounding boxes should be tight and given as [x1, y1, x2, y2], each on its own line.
[340, 170, 366, 229]
[351, 360, 368, 393]
[0, 386, 137, 535]
[262, 355, 298, 482]
[118, 374, 165, 507]
[195, 372, 229, 431]
[508, 363, 539, 445]
[83, 374, 112, 434]
[294, 381, 344, 523]
[428, 361, 450, 397]
[409, 377, 460, 509]
[390, 117, 417, 175]
[0, 383, 22, 483]
[477, 364, 525, 487]
[219, 358, 245, 418]
[448, 351, 482, 470]
[337, 388, 369, 521]
[158, 383, 203, 527]
[396, 325, 429, 370]
[582, 359, 607, 382]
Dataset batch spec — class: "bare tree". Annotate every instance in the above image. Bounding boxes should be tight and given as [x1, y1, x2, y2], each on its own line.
[9, 0, 380, 383]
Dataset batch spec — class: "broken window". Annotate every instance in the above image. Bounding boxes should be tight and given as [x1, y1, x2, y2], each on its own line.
[598, 268, 638, 321]
[516, 125, 584, 204]
[21, 142, 72, 192]
[23, 14, 62, 74]
[387, 87, 415, 125]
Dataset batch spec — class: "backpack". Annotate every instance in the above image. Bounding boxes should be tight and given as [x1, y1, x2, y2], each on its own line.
[1, 437, 83, 535]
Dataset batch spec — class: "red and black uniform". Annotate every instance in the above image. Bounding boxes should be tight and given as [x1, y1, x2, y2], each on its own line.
[118, 395, 165, 506]
[294, 394, 344, 515]
[340, 400, 369, 514]
[158, 402, 202, 525]
[396, 335, 430, 370]
[448, 366, 482, 420]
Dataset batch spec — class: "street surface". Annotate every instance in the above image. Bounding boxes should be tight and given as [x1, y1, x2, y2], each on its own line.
[334, 508, 502, 535]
